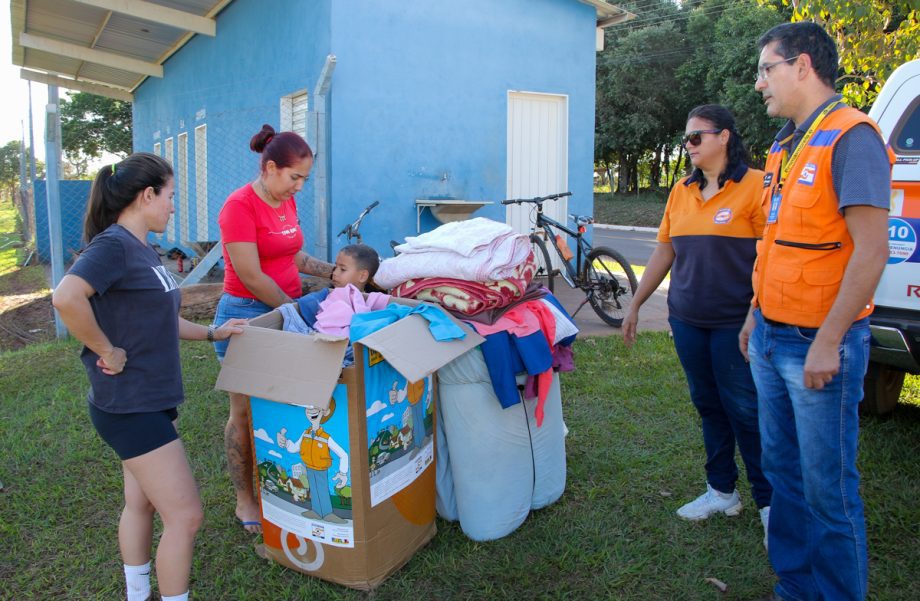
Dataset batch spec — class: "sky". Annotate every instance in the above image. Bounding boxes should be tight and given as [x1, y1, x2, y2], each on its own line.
[1, 0, 48, 157]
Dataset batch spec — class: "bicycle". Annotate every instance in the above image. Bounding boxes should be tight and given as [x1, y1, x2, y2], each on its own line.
[337, 200, 380, 244]
[501, 192, 638, 327]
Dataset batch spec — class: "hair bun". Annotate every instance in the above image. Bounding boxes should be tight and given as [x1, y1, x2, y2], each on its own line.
[249, 124, 277, 153]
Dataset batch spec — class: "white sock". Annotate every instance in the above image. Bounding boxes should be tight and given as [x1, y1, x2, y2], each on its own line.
[124, 561, 151, 601]
[161, 593, 189, 601]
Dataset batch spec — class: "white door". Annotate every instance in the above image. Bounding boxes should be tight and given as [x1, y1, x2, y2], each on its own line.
[506, 92, 569, 267]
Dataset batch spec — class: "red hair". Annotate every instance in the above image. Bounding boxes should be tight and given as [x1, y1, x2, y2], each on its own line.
[249, 124, 313, 172]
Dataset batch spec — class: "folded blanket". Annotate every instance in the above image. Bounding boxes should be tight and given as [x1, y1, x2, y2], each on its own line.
[396, 217, 521, 257]
[377, 219, 531, 288]
[393, 253, 536, 316]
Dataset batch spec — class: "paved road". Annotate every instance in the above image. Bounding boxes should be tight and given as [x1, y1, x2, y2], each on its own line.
[593, 228, 658, 267]
[552, 226, 670, 337]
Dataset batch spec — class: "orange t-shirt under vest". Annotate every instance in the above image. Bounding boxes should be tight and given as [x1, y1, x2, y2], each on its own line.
[752, 106, 893, 328]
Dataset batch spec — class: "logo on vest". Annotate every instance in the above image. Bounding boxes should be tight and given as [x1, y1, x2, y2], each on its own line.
[713, 208, 733, 224]
[797, 162, 817, 186]
[763, 172, 774, 188]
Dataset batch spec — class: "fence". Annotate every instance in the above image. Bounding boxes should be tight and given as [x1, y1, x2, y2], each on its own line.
[19, 85, 316, 288]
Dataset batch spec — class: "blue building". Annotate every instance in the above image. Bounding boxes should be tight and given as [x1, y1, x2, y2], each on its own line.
[13, 0, 630, 271]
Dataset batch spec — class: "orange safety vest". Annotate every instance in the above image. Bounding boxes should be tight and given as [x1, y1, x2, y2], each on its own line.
[299, 427, 333, 470]
[753, 106, 894, 328]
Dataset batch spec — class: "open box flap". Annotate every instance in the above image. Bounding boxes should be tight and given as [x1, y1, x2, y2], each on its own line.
[215, 315, 348, 408]
[357, 311, 484, 383]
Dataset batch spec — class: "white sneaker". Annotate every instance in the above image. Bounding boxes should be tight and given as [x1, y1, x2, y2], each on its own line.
[676, 483, 743, 521]
[760, 506, 770, 550]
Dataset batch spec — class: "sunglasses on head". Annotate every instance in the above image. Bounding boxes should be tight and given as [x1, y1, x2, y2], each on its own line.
[682, 129, 723, 147]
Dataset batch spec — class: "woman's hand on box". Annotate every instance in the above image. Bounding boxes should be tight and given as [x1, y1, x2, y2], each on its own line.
[216, 318, 248, 341]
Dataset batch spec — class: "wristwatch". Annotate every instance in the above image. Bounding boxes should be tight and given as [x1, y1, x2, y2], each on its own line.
[206, 325, 216, 342]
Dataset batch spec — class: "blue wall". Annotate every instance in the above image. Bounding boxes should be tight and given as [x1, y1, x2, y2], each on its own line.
[133, 0, 598, 260]
[33, 179, 91, 264]
[328, 0, 597, 257]
[132, 0, 331, 247]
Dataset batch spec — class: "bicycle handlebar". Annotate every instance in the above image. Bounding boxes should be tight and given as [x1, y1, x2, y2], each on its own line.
[500, 192, 572, 205]
[338, 201, 380, 237]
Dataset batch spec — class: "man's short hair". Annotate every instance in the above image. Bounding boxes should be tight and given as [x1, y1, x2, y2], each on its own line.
[758, 22, 838, 90]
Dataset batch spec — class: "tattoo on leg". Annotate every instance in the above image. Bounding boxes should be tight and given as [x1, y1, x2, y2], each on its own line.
[224, 421, 255, 496]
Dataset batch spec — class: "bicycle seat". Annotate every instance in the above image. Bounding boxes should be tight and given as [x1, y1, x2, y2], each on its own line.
[569, 214, 595, 226]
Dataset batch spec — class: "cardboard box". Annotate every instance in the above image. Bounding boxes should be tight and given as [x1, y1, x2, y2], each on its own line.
[216, 303, 483, 590]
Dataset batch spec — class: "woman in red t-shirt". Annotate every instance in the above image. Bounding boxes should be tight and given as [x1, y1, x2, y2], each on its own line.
[212, 124, 333, 533]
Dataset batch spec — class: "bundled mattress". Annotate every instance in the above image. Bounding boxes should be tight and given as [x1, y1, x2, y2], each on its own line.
[435, 347, 566, 541]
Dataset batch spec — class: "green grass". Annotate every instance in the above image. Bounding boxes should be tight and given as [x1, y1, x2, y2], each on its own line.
[593, 190, 668, 228]
[2, 334, 918, 600]
[0, 196, 26, 276]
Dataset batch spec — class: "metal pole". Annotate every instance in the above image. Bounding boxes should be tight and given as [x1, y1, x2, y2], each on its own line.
[28, 83, 37, 184]
[28, 82, 38, 242]
[17, 123, 31, 242]
[45, 85, 67, 337]
[309, 54, 336, 262]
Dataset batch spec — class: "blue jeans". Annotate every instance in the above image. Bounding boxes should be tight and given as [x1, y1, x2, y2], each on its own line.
[212, 293, 274, 360]
[307, 467, 333, 518]
[669, 317, 771, 507]
[749, 309, 870, 601]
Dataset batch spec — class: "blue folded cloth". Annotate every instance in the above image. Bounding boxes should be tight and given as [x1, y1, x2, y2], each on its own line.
[350, 302, 466, 342]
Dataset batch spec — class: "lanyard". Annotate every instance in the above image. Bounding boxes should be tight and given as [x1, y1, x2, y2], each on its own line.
[777, 99, 842, 187]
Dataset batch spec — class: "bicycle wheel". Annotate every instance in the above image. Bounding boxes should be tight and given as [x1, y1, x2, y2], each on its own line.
[529, 233, 555, 293]
[584, 246, 638, 327]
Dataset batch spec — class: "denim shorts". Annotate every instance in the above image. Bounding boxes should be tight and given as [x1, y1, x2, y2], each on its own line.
[212, 293, 274, 360]
[89, 403, 179, 460]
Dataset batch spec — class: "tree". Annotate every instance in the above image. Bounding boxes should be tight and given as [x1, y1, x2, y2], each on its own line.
[0, 141, 21, 202]
[596, 10, 690, 192]
[681, 0, 786, 164]
[775, 0, 920, 108]
[60, 92, 132, 178]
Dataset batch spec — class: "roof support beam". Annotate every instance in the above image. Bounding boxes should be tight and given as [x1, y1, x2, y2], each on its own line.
[19, 32, 164, 77]
[20, 69, 134, 102]
[597, 12, 634, 27]
[71, 0, 216, 36]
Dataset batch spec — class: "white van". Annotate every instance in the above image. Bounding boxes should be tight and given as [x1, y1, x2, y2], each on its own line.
[863, 58, 920, 413]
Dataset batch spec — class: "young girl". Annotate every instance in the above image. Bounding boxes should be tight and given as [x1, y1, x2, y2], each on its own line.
[52, 153, 246, 601]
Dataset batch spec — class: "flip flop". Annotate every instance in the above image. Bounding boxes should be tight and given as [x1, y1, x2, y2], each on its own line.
[238, 519, 262, 534]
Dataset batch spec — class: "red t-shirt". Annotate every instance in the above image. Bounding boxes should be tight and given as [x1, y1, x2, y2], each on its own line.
[218, 183, 304, 299]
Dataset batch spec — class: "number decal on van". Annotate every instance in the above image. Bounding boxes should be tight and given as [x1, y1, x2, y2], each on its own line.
[887, 217, 918, 264]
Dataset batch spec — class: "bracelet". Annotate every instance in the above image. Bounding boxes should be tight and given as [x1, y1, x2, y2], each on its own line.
[206, 325, 216, 342]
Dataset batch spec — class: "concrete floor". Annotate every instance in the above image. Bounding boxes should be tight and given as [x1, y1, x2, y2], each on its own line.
[551, 279, 670, 338]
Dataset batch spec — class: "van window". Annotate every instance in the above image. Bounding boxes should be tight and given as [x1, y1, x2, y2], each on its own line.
[892, 96, 920, 154]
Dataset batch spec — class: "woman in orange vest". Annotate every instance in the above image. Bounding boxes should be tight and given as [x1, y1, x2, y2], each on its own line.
[623, 105, 771, 544]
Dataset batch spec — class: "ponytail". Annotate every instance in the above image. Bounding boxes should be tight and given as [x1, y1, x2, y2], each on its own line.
[83, 153, 173, 242]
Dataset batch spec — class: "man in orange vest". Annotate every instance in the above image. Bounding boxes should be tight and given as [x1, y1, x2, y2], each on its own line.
[739, 22, 892, 601]
[277, 400, 349, 524]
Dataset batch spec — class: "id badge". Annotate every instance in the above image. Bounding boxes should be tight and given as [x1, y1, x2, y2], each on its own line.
[767, 190, 782, 224]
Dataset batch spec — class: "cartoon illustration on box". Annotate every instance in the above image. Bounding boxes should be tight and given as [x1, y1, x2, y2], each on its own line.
[277, 400, 349, 524]
[250, 385, 354, 548]
[364, 351, 435, 506]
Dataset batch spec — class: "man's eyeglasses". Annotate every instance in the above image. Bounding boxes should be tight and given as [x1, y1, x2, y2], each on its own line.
[755, 54, 802, 82]
[682, 129, 722, 147]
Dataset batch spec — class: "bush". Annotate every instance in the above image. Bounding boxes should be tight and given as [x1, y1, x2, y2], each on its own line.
[593, 189, 668, 227]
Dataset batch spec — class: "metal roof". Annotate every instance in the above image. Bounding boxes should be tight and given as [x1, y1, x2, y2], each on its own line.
[10, 0, 632, 102]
